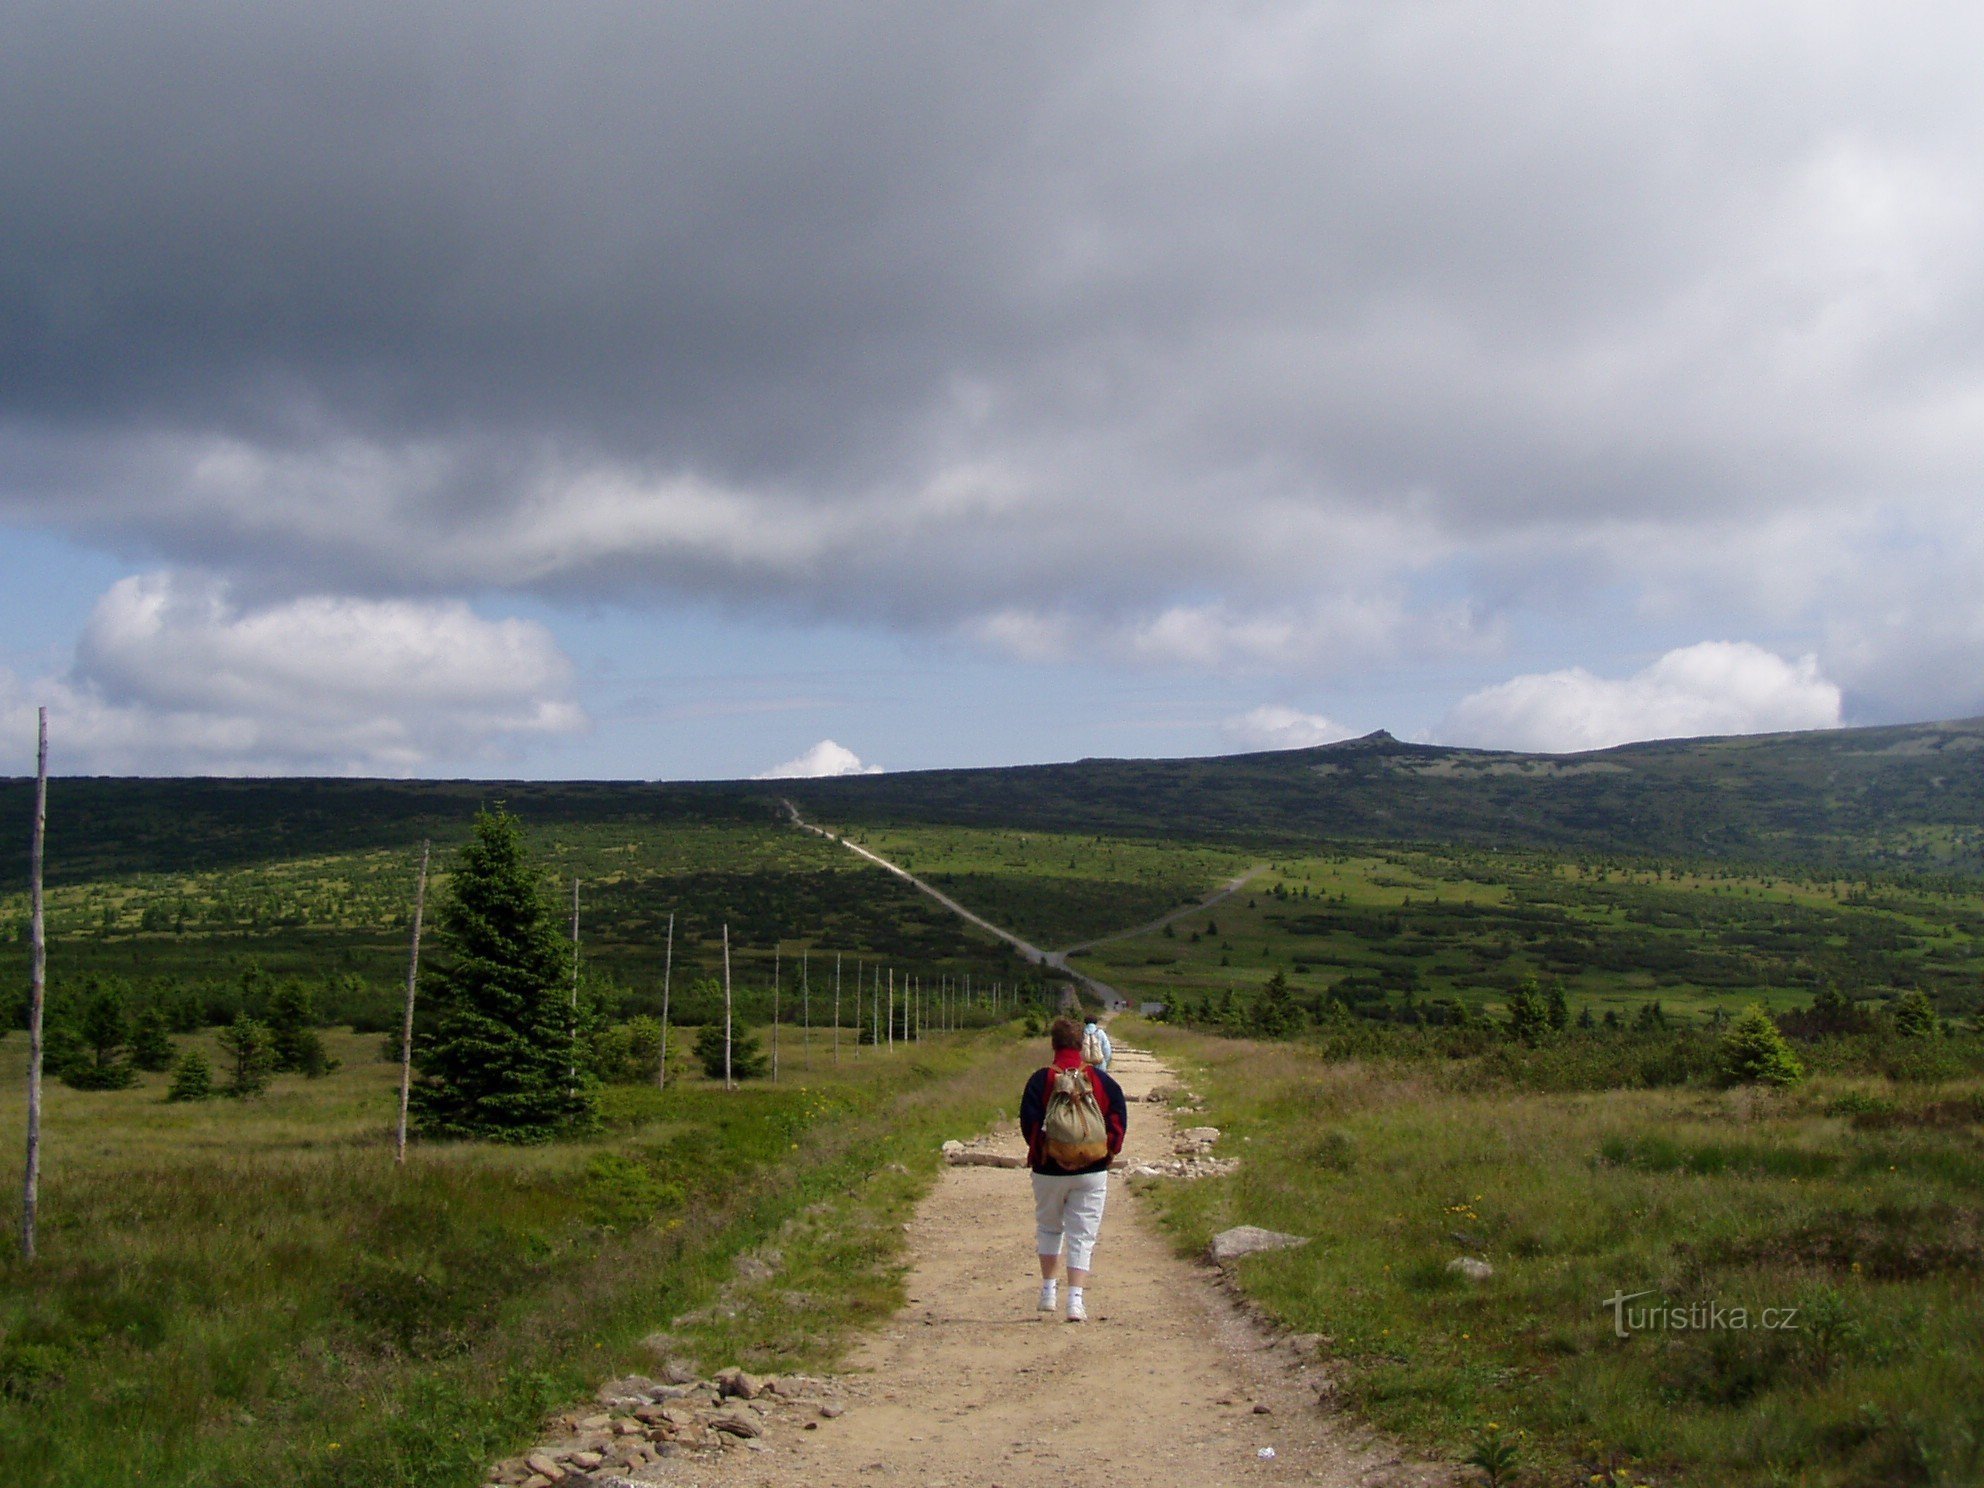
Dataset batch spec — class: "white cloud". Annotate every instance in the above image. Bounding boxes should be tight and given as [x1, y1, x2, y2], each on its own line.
[1437, 641, 1843, 753]
[969, 594, 1497, 677]
[1, 572, 585, 775]
[1221, 705, 1357, 751]
[754, 739, 884, 779]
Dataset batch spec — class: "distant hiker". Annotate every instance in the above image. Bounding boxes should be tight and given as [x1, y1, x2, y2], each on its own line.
[1020, 1016, 1128, 1322]
[1082, 1018, 1113, 1071]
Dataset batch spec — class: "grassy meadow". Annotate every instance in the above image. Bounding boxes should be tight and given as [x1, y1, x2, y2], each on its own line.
[842, 824, 1257, 949]
[0, 1020, 1034, 1486]
[1129, 1018, 1984, 1488]
[1058, 846, 1984, 1028]
[2, 812, 1032, 1036]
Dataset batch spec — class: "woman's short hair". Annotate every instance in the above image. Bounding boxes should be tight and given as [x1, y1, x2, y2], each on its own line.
[1049, 1016, 1083, 1050]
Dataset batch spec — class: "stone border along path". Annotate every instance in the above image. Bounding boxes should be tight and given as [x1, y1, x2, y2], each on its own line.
[482, 1042, 1454, 1488]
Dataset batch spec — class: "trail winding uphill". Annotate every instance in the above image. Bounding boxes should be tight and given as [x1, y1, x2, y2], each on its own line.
[626, 1039, 1450, 1488]
[781, 801, 1264, 1011]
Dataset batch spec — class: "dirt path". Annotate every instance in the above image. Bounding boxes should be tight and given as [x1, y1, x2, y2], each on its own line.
[644, 1042, 1451, 1488]
[1058, 863, 1268, 958]
[781, 801, 1263, 1014]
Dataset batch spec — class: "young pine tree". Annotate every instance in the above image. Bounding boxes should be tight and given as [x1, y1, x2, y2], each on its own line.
[217, 1012, 276, 1096]
[1720, 1003, 1804, 1086]
[1890, 989, 1941, 1039]
[695, 1021, 768, 1080]
[267, 980, 333, 1076]
[66, 978, 139, 1090]
[410, 806, 599, 1142]
[129, 1004, 176, 1072]
[166, 1048, 213, 1102]
[1503, 977, 1550, 1047]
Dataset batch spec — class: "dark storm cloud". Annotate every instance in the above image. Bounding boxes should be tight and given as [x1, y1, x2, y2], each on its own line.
[5, 2, 1984, 708]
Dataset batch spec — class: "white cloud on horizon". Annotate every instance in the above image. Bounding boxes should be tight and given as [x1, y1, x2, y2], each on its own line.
[1221, 705, 1358, 752]
[1437, 641, 1843, 754]
[753, 739, 884, 779]
[1, 572, 586, 775]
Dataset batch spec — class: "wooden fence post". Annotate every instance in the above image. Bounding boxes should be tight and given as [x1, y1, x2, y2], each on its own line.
[21, 707, 48, 1262]
[394, 839, 430, 1165]
[657, 911, 674, 1091]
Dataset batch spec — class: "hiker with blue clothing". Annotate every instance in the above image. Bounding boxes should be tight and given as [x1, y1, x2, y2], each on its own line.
[1082, 1018, 1112, 1071]
[1020, 1017, 1128, 1323]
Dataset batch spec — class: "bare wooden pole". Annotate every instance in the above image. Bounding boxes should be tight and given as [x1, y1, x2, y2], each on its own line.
[722, 923, 734, 1089]
[801, 948, 810, 1053]
[886, 968, 894, 1050]
[394, 839, 431, 1165]
[833, 952, 842, 1066]
[657, 911, 674, 1091]
[771, 945, 781, 1083]
[568, 878, 580, 1085]
[21, 707, 48, 1262]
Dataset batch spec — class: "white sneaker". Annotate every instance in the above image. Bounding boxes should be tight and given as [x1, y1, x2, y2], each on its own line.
[1037, 1282, 1058, 1312]
[1066, 1291, 1087, 1323]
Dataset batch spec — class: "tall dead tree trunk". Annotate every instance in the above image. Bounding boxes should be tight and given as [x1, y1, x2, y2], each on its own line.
[722, 923, 734, 1089]
[568, 879, 580, 1086]
[21, 707, 48, 1262]
[886, 969, 894, 1050]
[833, 952, 842, 1066]
[802, 949, 810, 1053]
[771, 945, 781, 1083]
[657, 911, 674, 1091]
[394, 839, 431, 1165]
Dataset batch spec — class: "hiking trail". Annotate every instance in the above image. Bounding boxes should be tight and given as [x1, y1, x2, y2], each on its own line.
[618, 1038, 1450, 1488]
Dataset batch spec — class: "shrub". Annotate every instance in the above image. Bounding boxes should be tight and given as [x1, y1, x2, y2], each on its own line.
[1720, 1003, 1804, 1086]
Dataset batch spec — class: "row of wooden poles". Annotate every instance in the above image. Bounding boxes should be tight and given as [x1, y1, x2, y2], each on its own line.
[389, 853, 1043, 1164]
[16, 705, 1045, 1259]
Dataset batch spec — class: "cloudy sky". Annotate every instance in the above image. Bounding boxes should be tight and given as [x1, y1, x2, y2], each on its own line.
[4, 2, 1981, 778]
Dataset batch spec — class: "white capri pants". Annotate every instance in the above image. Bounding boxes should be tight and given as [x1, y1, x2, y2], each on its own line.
[1032, 1170, 1109, 1270]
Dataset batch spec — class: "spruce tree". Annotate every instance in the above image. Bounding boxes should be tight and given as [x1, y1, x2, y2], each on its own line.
[1890, 989, 1940, 1039]
[695, 1021, 768, 1080]
[130, 1005, 176, 1072]
[65, 978, 139, 1090]
[410, 806, 598, 1142]
[1720, 1003, 1804, 1086]
[166, 1049, 213, 1102]
[267, 981, 332, 1076]
[217, 1012, 276, 1096]
[1504, 977, 1550, 1046]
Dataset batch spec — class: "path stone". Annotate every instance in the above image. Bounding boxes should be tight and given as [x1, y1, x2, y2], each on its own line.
[1208, 1225, 1312, 1263]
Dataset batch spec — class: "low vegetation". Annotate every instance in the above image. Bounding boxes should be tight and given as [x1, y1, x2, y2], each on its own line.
[0, 1021, 1031, 1485]
[1131, 1018, 1984, 1488]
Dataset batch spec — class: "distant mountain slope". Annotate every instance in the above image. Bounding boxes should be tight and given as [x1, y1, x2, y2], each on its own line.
[786, 718, 1984, 873]
[5, 717, 1983, 883]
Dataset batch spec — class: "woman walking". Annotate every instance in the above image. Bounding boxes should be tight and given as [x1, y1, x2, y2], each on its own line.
[1019, 1016, 1128, 1322]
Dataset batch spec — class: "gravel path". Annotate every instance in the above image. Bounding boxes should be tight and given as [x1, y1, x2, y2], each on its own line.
[630, 1041, 1453, 1488]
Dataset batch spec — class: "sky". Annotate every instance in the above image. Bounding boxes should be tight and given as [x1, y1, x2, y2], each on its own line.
[4, 2, 1982, 780]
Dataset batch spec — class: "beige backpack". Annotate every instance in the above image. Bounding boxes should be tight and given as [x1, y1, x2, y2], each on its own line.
[1041, 1064, 1110, 1167]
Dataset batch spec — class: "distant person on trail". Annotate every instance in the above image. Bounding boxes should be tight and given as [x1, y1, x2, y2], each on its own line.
[1020, 1016, 1128, 1322]
[1082, 1018, 1113, 1071]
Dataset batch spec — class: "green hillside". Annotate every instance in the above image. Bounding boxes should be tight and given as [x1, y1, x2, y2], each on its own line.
[791, 718, 1984, 873]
